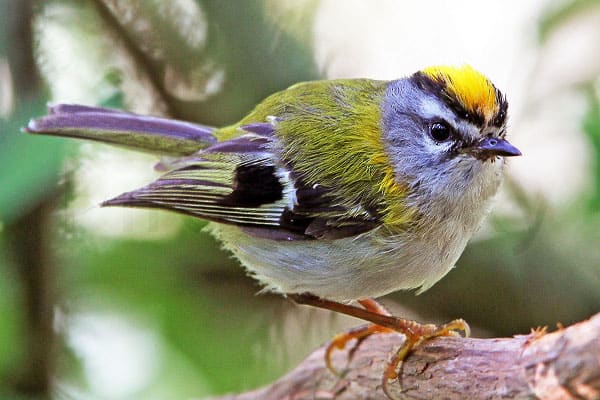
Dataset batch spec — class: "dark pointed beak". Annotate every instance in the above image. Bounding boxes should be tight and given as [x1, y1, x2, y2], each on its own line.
[470, 137, 522, 158]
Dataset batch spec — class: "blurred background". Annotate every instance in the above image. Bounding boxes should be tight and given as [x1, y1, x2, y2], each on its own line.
[1, 0, 599, 399]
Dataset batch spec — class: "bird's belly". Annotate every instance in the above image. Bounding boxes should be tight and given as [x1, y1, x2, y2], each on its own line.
[207, 223, 468, 302]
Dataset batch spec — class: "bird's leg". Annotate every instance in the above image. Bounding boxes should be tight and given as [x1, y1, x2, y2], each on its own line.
[289, 293, 470, 398]
[324, 299, 394, 375]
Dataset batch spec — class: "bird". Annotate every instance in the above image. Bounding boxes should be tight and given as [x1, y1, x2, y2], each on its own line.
[26, 64, 521, 398]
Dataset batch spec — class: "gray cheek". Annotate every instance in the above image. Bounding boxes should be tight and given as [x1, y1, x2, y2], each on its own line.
[383, 117, 424, 148]
[384, 124, 452, 178]
[382, 80, 456, 182]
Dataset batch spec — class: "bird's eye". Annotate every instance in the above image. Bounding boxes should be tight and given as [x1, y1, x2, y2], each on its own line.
[429, 122, 453, 142]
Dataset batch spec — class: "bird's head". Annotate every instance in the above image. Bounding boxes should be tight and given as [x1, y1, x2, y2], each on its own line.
[382, 65, 521, 211]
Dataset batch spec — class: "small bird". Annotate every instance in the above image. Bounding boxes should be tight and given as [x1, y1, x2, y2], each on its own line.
[27, 65, 521, 398]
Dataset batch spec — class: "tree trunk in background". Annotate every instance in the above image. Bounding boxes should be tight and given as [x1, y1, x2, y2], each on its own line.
[3, 0, 55, 397]
[6, 199, 57, 397]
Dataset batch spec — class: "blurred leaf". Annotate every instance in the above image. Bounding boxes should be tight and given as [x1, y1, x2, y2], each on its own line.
[0, 242, 25, 386]
[34, 0, 170, 114]
[34, 0, 320, 124]
[0, 100, 67, 224]
[176, 0, 320, 124]
[59, 220, 291, 395]
[583, 87, 600, 210]
[538, 0, 600, 42]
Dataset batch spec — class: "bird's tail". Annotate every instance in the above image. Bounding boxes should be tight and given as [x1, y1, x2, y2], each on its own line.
[25, 104, 217, 156]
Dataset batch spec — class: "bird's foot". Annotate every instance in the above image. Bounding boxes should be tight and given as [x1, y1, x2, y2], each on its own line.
[380, 318, 469, 399]
[289, 294, 470, 400]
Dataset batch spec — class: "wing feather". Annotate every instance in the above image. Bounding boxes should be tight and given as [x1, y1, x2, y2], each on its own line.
[103, 128, 382, 240]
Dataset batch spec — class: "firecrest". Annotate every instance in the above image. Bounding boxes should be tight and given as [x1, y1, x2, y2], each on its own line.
[27, 65, 521, 398]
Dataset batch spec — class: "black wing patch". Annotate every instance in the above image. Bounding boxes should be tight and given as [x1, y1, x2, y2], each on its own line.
[103, 125, 381, 240]
[219, 164, 283, 207]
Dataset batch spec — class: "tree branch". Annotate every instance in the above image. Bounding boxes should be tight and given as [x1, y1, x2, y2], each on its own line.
[212, 312, 600, 400]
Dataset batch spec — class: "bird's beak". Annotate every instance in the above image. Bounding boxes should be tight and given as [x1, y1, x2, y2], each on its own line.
[469, 137, 522, 158]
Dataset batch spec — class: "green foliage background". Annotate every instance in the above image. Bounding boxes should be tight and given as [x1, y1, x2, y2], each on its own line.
[0, 1, 599, 399]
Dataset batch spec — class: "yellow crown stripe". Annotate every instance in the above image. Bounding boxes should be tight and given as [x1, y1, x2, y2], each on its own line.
[422, 65, 498, 122]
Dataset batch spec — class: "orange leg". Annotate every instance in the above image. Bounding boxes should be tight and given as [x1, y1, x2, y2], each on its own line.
[325, 323, 394, 375]
[290, 293, 470, 400]
[324, 298, 394, 375]
[358, 298, 392, 315]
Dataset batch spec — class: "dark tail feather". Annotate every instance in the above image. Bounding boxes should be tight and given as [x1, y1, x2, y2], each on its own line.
[24, 104, 217, 155]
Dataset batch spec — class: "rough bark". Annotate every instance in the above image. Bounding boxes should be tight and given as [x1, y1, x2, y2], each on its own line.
[212, 312, 600, 400]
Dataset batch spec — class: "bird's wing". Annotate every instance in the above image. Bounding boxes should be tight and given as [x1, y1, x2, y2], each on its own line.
[104, 123, 381, 240]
